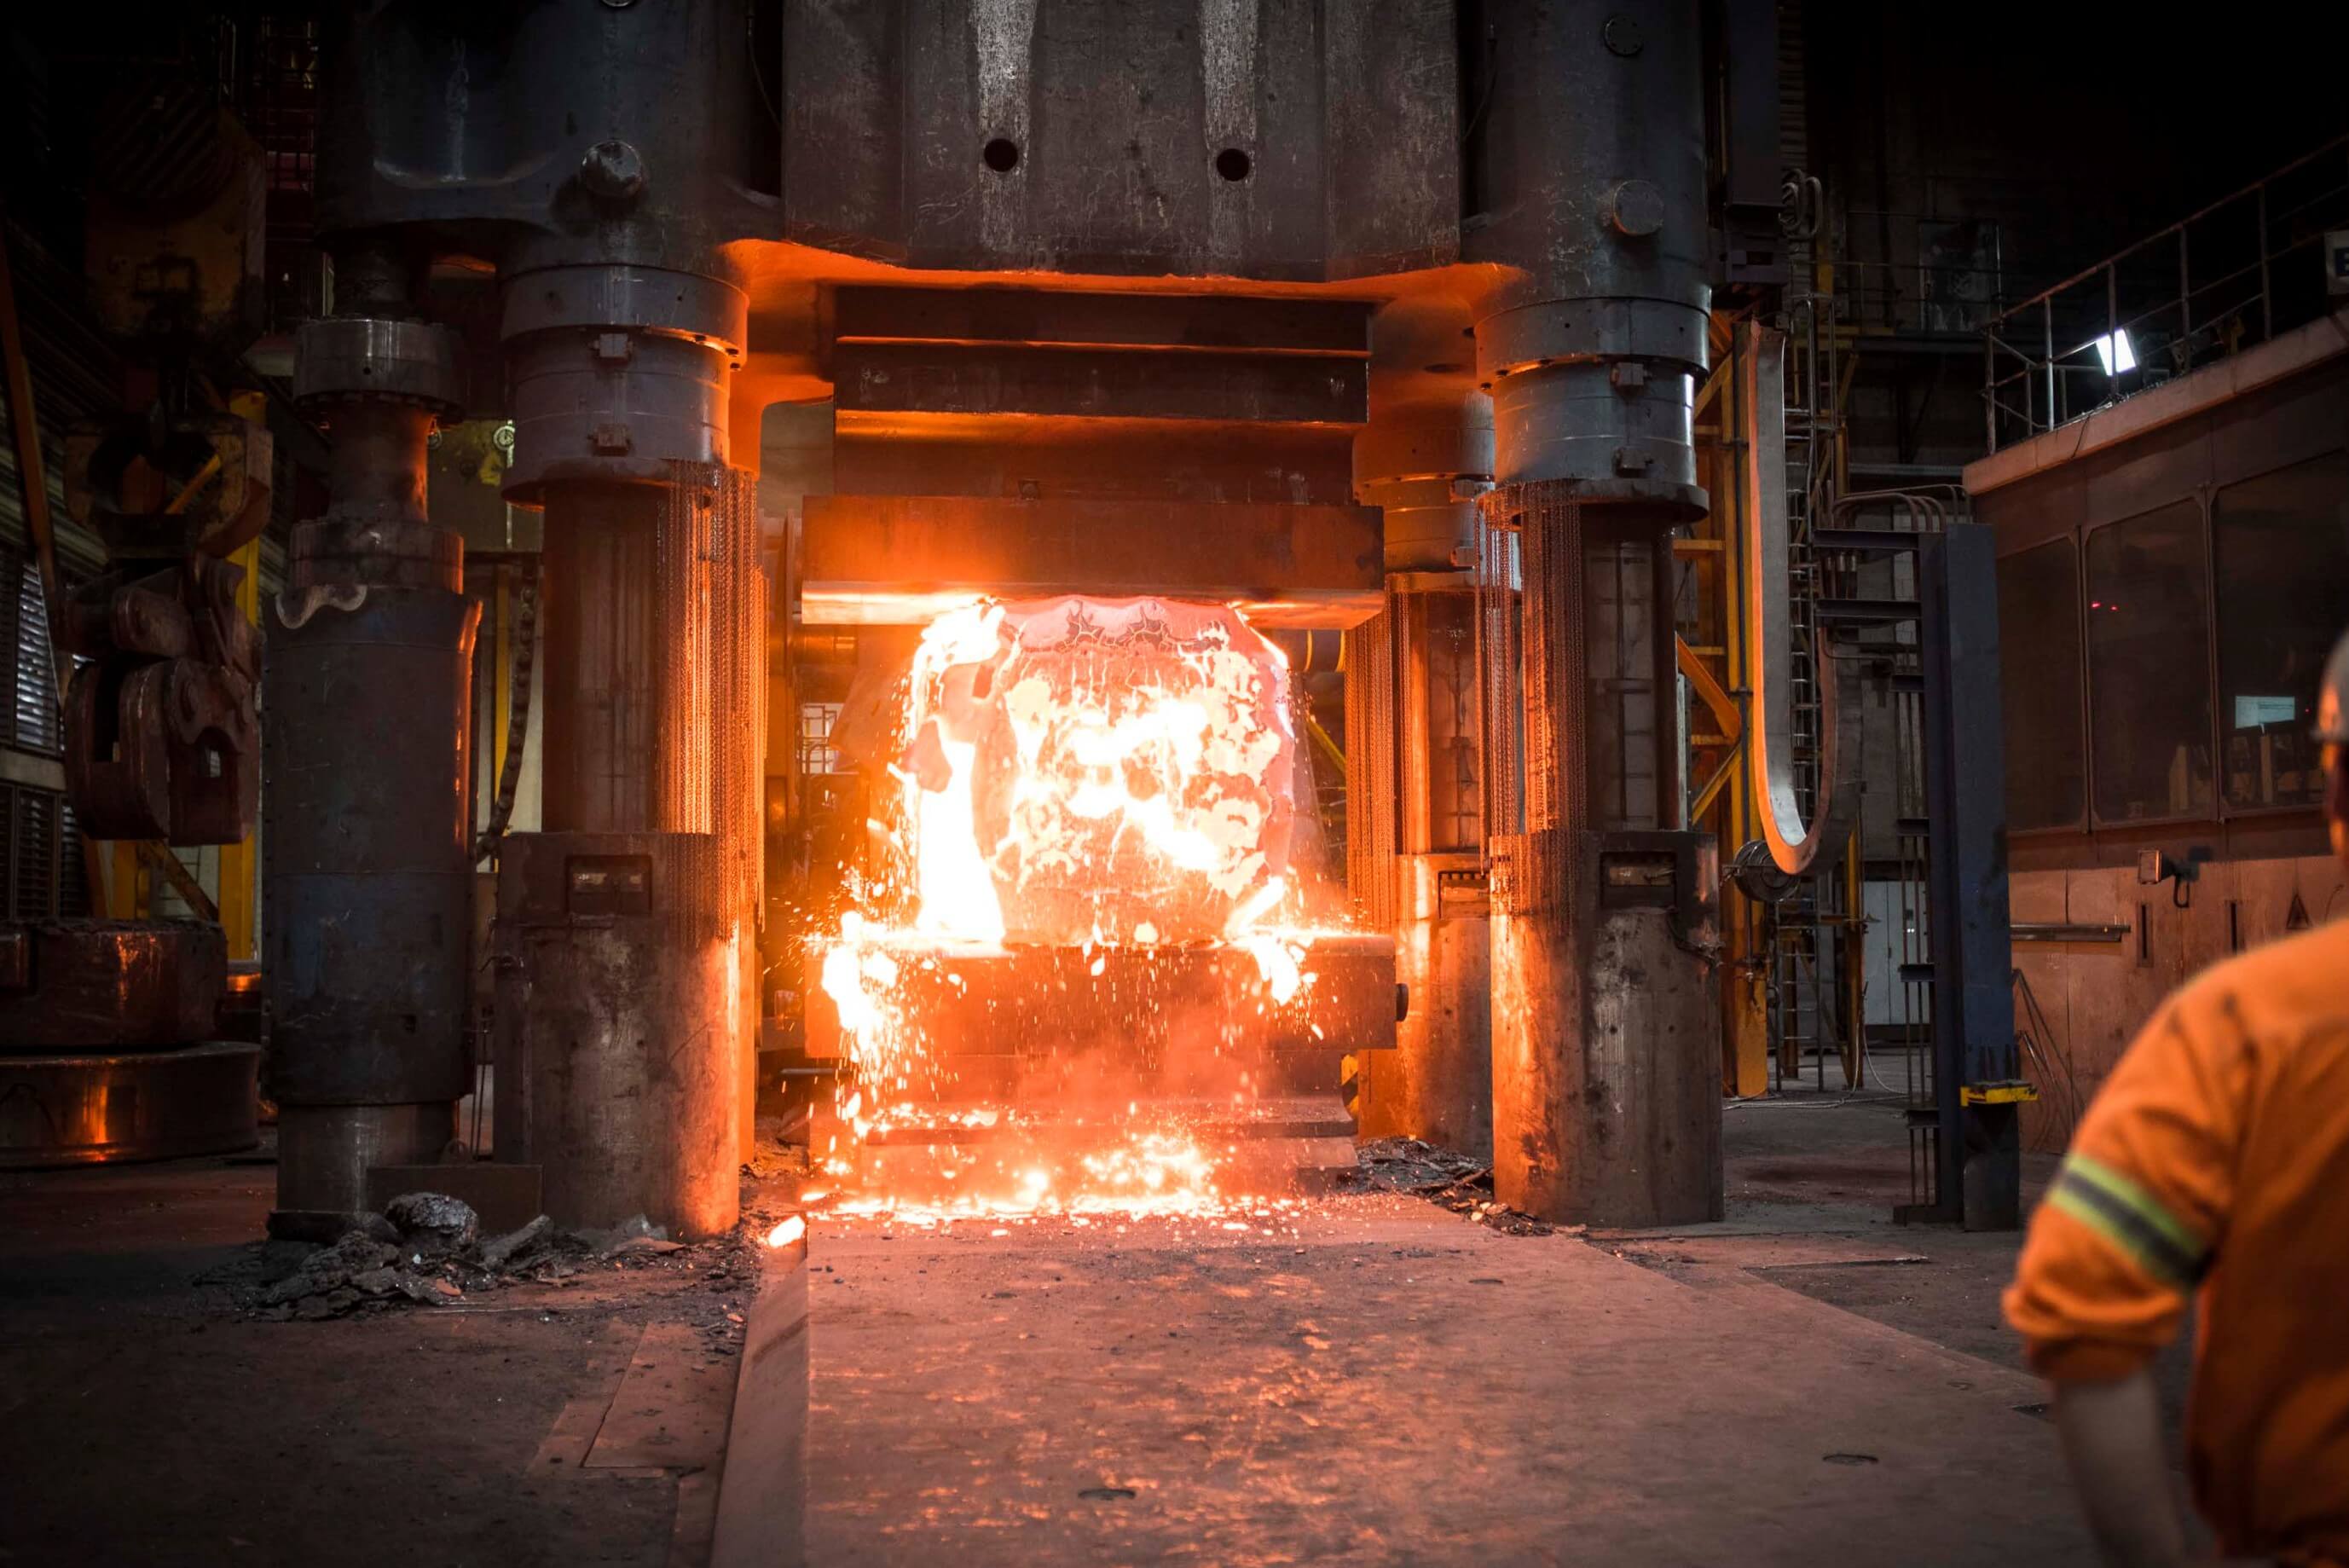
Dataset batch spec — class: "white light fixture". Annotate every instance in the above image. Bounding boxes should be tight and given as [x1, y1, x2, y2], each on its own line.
[2087, 329, 2138, 374]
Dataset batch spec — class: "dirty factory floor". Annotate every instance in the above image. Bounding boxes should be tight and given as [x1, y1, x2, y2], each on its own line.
[0, 1091, 2174, 1566]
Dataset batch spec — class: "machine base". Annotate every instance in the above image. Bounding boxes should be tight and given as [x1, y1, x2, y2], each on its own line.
[804, 933, 1398, 1101]
[813, 1094, 1361, 1200]
[0, 1041, 259, 1169]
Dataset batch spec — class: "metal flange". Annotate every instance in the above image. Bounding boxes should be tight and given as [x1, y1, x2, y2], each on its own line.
[497, 264, 749, 495]
[293, 317, 465, 416]
[498, 263, 747, 356]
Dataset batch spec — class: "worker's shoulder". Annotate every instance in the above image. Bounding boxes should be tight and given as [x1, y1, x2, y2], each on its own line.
[2166, 917, 2349, 1044]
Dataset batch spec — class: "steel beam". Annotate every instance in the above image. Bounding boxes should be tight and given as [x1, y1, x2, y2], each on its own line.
[830, 342, 1367, 425]
[798, 495, 1383, 628]
[833, 287, 1369, 355]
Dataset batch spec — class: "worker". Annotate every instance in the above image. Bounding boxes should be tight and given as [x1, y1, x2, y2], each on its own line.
[2005, 628, 2349, 1568]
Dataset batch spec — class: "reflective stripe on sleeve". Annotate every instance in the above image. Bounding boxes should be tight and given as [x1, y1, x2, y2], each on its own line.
[2046, 1152, 2211, 1289]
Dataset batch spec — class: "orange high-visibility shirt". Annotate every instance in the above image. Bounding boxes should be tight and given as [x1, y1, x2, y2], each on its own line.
[2005, 917, 2349, 1565]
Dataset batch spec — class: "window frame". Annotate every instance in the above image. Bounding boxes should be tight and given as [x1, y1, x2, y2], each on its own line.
[2207, 450, 2349, 822]
[1996, 535, 2091, 835]
[2080, 492, 2223, 835]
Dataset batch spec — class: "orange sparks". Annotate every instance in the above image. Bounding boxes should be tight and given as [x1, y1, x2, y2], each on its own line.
[807, 593, 1353, 1223]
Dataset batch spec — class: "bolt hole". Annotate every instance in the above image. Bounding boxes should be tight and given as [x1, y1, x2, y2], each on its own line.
[982, 137, 1021, 173]
[1214, 148, 1253, 182]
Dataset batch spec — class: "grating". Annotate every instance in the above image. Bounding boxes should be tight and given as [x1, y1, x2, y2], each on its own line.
[659, 463, 769, 935]
[1343, 601, 1397, 929]
[1475, 504, 1522, 902]
[1478, 483, 1588, 917]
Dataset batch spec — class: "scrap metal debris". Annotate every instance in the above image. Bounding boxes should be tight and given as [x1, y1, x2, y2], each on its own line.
[233, 1194, 756, 1321]
[479, 1214, 553, 1271]
[1346, 1138, 1559, 1236]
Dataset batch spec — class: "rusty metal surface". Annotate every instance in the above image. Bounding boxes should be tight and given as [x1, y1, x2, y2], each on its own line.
[539, 483, 662, 833]
[1490, 831, 1723, 1226]
[835, 416, 1356, 510]
[1354, 404, 1493, 576]
[500, 267, 746, 496]
[1466, 0, 1710, 506]
[274, 1103, 460, 1228]
[782, 0, 1456, 279]
[833, 287, 1369, 353]
[1362, 853, 1493, 1157]
[63, 411, 274, 561]
[831, 342, 1367, 426]
[286, 516, 463, 593]
[495, 831, 743, 1238]
[526, 462, 764, 1183]
[799, 495, 1382, 628]
[264, 580, 479, 1108]
[1343, 604, 1398, 928]
[0, 1041, 258, 1168]
[0, 919, 224, 1051]
[266, 298, 482, 1227]
[293, 316, 464, 413]
[1487, 488, 1591, 916]
[58, 553, 259, 845]
[315, 3, 771, 277]
[82, 85, 267, 351]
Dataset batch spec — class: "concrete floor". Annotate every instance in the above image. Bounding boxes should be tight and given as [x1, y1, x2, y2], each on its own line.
[0, 1091, 2143, 1566]
[0, 1155, 749, 1567]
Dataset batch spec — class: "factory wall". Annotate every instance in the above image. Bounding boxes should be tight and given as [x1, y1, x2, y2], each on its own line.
[1970, 330, 2349, 1149]
[2009, 856, 2346, 1151]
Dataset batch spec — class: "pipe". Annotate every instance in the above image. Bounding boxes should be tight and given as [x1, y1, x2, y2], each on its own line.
[473, 559, 540, 861]
[1738, 319, 1861, 876]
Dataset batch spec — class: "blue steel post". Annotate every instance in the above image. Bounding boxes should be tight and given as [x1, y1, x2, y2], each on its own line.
[1920, 522, 2020, 1230]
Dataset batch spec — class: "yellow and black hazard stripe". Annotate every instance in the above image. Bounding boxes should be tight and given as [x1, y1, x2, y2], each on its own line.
[2047, 1152, 2211, 1289]
[1340, 1054, 1362, 1122]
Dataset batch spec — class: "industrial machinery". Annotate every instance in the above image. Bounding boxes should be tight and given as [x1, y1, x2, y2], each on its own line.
[209, 0, 1876, 1232]
[797, 591, 1397, 1197]
[0, 63, 270, 1169]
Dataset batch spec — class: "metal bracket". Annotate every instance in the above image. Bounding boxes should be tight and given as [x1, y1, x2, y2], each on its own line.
[1959, 1081, 2039, 1107]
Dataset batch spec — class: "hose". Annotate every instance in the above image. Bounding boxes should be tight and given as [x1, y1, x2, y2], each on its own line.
[473, 558, 539, 862]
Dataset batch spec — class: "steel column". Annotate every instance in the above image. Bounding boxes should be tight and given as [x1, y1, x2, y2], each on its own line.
[1351, 373, 1495, 1155]
[1919, 523, 2019, 1230]
[267, 304, 479, 1230]
[1467, 0, 1722, 1225]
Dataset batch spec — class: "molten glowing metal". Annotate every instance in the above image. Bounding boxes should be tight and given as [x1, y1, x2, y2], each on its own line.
[896, 596, 1296, 945]
[813, 594, 1346, 1220]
